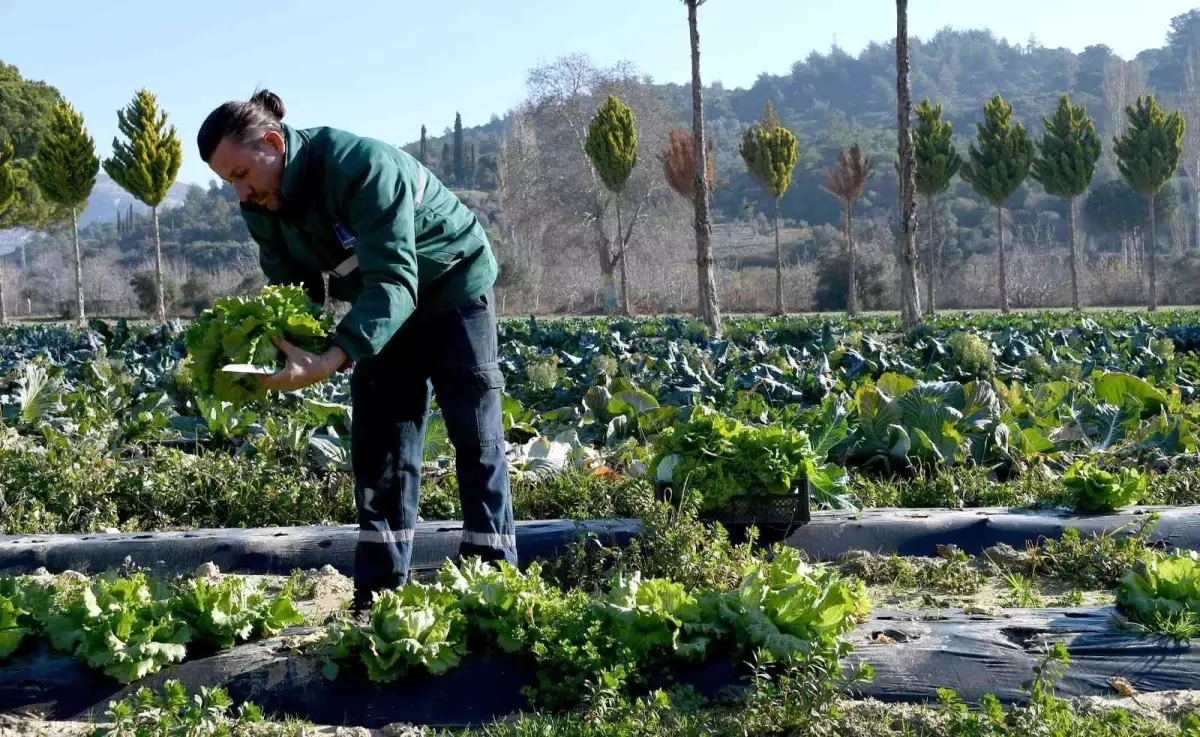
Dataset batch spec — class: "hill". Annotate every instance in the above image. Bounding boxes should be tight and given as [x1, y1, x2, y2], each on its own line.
[5, 12, 1200, 318]
[79, 172, 190, 228]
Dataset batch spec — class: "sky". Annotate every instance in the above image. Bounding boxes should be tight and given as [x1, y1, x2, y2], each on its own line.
[1, 0, 1195, 187]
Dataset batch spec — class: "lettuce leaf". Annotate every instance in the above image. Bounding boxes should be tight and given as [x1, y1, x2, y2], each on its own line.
[183, 285, 334, 404]
[1117, 551, 1200, 622]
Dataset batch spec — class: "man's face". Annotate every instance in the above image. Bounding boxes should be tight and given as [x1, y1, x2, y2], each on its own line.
[208, 131, 286, 210]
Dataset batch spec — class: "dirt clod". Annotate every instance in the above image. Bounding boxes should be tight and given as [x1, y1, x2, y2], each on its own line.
[195, 562, 220, 578]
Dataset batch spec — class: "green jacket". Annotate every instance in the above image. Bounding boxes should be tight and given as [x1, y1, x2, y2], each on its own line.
[239, 123, 497, 363]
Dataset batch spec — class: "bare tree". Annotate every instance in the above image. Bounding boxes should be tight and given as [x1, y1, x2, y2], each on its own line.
[684, 0, 722, 335]
[1182, 49, 1200, 250]
[524, 54, 667, 313]
[1103, 58, 1148, 174]
[822, 145, 874, 316]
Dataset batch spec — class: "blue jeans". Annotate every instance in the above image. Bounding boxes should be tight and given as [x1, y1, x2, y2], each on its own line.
[349, 288, 517, 608]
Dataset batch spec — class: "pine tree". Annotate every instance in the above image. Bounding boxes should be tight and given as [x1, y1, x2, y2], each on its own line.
[32, 100, 99, 324]
[822, 145, 875, 317]
[913, 98, 962, 316]
[453, 112, 464, 186]
[419, 125, 428, 165]
[682, 0, 722, 336]
[0, 137, 15, 324]
[1030, 95, 1101, 312]
[102, 89, 183, 323]
[1112, 95, 1185, 311]
[584, 94, 639, 315]
[739, 101, 799, 315]
[960, 94, 1034, 314]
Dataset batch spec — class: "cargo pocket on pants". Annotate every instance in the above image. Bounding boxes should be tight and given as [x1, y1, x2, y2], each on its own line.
[471, 363, 506, 449]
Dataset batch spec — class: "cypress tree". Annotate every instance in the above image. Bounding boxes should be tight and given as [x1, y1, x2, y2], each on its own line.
[913, 98, 961, 316]
[1030, 94, 1101, 312]
[960, 95, 1034, 314]
[102, 88, 183, 323]
[32, 100, 99, 324]
[584, 94, 639, 315]
[419, 125, 427, 165]
[453, 112, 464, 186]
[1112, 95, 1185, 311]
[739, 101, 799, 316]
[441, 142, 452, 184]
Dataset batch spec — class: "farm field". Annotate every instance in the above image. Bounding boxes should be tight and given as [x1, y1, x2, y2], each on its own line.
[2, 305, 1200, 736]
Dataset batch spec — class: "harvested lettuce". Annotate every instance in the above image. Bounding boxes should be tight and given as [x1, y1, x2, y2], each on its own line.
[183, 285, 334, 403]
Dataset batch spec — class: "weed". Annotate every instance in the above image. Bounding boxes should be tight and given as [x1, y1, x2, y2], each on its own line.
[1040, 514, 1161, 589]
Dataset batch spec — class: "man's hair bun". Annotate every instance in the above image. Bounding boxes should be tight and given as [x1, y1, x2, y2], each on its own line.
[250, 89, 286, 121]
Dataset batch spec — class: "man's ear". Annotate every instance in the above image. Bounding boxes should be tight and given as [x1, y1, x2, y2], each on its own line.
[263, 129, 286, 155]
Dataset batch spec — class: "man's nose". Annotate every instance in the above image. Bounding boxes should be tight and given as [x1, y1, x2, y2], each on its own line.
[234, 182, 252, 201]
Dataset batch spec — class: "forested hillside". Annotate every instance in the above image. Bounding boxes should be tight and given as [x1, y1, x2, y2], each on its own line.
[3, 11, 1200, 318]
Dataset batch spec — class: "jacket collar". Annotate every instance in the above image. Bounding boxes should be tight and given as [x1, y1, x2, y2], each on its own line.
[277, 123, 311, 217]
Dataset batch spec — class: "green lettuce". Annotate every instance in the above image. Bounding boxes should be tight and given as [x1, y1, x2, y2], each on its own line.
[327, 583, 466, 682]
[37, 573, 191, 683]
[183, 285, 335, 404]
[1063, 460, 1147, 513]
[437, 557, 552, 653]
[1117, 551, 1200, 622]
[170, 576, 304, 650]
[603, 572, 712, 660]
[0, 590, 31, 659]
[719, 547, 868, 664]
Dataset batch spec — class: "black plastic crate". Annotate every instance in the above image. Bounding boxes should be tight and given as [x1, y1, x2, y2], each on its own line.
[655, 478, 811, 539]
[712, 490, 811, 527]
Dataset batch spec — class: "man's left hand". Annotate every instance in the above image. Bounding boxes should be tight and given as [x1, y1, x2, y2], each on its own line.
[259, 336, 348, 392]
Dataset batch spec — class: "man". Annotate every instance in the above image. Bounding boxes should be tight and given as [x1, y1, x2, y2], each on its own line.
[197, 89, 517, 612]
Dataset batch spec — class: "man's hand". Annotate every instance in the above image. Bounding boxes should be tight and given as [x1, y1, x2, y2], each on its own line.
[258, 336, 349, 392]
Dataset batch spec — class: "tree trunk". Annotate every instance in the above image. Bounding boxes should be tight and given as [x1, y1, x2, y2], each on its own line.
[597, 234, 618, 313]
[688, 0, 722, 337]
[153, 205, 166, 323]
[1194, 165, 1200, 251]
[846, 201, 858, 317]
[71, 205, 84, 325]
[895, 0, 921, 326]
[773, 197, 784, 315]
[1148, 194, 1158, 311]
[1067, 196, 1080, 312]
[0, 258, 7, 325]
[925, 193, 937, 316]
[997, 205, 1009, 313]
[616, 198, 631, 316]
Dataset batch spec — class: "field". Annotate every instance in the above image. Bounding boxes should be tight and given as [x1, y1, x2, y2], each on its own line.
[2, 307, 1200, 736]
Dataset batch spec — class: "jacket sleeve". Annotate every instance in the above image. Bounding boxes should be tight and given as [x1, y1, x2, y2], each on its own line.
[244, 209, 326, 304]
[326, 150, 419, 364]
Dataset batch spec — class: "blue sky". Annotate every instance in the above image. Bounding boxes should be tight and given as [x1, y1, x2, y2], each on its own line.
[1, 0, 1194, 187]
